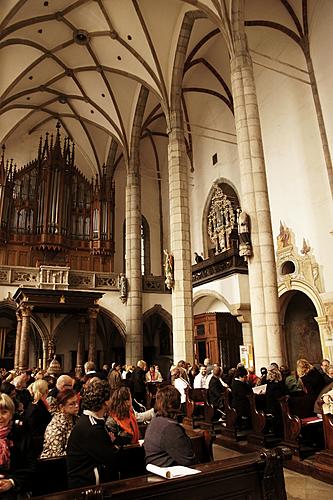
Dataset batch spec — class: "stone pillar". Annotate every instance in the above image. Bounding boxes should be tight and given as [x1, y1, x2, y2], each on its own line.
[88, 308, 98, 364]
[18, 305, 33, 371]
[236, 308, 253, 349]
[14, 311, 22, 370]
[42, 339, 48, 370]
[125, 170, 143, 365]
[168, 120, 194, 363]
[230, 21, 283, 367]
[76, 316, 86, 376]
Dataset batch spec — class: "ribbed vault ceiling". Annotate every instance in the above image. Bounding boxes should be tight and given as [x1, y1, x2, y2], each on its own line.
[0, 0, 317, 178]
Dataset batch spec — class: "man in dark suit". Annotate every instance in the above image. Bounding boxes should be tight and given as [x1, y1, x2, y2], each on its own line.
[208, 366, 228, 418]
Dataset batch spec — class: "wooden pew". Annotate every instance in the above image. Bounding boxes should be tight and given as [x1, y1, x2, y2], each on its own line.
[279, 395, 323, 460]
[32, 447, 291, 500]
[314, 405, 333, 473]
[32, 457, 68, 497]
[31, 429, 212, 497]
[183, 388, 221, 434]
[247, 394, 282, 449]
[217, 389, 252, 449]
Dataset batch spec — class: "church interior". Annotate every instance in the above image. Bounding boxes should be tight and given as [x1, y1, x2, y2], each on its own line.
[1, 0, 333, 496]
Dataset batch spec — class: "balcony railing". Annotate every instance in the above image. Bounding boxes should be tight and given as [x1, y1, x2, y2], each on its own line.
[192, 248, 248, 287]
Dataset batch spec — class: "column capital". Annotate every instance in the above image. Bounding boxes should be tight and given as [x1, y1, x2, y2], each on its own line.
[88, 307, 99, 319]
[20, 304, 34, 317]
[16, 310, 22, 321]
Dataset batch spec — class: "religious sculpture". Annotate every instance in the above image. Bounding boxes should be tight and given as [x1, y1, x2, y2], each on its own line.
[237, 210, 252, 260]
[119, 273, 128, 303]
[277, 221, 291, 250]
[164, 249, 174, 289]
[47, 338, 56, 364]
[207, 185, 236, 254]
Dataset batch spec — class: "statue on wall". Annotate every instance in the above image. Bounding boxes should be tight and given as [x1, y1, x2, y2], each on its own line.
[277, 221, 291, 250]
[164, 249, 174, 290]
[47, 338, 56, 364]
[118, 273, 128, 303]
[237, 210, 252, 260]
[207, 185, 236, 254]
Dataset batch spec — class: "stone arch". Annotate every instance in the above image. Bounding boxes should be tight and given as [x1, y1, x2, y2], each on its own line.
[193, 289, 233, 314]
[142, 305, 173, 378]
[278, 279, 328, 364]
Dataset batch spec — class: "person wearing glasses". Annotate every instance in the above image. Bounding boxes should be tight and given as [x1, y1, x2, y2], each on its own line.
[41, 389, 79, 458]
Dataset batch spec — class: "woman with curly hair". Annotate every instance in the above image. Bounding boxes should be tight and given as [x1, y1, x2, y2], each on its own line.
[66, 379, 118, 489]
[41, 389, 79, 458]
[106, 386, 139, 446]
[144, 385, 197, 467]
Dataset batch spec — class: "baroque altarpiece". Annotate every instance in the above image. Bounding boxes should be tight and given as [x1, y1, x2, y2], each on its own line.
[0, 123, 115, 272]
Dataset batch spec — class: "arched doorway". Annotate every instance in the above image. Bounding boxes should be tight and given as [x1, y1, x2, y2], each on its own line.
[284, 291, 322, 370]
[143, 308, 173, 379]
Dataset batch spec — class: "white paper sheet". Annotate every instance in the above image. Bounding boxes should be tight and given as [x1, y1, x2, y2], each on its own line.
[146, 463, 201, 479]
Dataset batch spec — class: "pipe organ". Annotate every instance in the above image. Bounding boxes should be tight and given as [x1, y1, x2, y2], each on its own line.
[0, 123, 115, 272]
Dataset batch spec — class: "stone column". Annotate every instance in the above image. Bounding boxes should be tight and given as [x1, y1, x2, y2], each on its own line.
[168, 119, 194, 363]
[236, 308, 253, 348]
[125, 170, 143, 365]
[14, 311, 22, 370]
[88, 308, 98, 364]
[18, 305, 33, 371]
[230, 18, 283, 367]
[42, 339, 48, 370]
[76, 315, 86, 376]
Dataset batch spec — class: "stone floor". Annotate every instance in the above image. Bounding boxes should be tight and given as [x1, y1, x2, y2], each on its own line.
[212, 444, 333, 499]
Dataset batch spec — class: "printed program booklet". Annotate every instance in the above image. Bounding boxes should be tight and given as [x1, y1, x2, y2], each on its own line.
[146, 463, 201, 479]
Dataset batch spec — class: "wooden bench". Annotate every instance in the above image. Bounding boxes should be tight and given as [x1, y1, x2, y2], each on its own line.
[31, 428, 212, 497]
[247, 393, 282, 448]
[279, 395, 323, 459]
[32, 446, 291, 500]
[218, 389, 251, 448]
[314, 403, 333, 472]
[32, 457, 68, 497]
[184, 388, 221, 434]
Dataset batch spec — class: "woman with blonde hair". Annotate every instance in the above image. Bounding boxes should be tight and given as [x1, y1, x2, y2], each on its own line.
[0, 393, 35, 498]
[24, 379, 51, 457]
[296, 358, 326, 398]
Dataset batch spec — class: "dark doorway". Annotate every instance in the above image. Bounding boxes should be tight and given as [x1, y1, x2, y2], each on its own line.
[284, 291, 322, 370]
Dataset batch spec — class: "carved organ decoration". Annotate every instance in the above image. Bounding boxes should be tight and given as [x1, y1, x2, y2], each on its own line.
[0, 123, 115, 272]
[207, 184, 237, 255]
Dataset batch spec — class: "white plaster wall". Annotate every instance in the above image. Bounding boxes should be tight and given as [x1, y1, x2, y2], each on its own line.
[193, 274, 250, 314]
[142, 293, 172, 315]
[246, 9, 333, 292]
[99, 291, 126, 325]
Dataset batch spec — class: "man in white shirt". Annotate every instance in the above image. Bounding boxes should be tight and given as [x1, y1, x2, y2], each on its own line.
[193, 366, 208, 389]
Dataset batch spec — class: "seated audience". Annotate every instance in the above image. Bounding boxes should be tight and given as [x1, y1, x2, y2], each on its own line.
[66, 379, 118, 489]
[12, 375, 31, 410]
[247, 366, 259, 387]
[144, 385, 197, 467]
[0, 393, 36, 499]
[318, 358, 331, 385]
[296, 358, 326, 399]
[145, 365, 162, 383]
[108, 363, 122, 391]
[259, 367, 268, 385]
[24, 379, 51, 457]
[41, 389, 79, 458]
[130, 360, 147, 407]
[171, 367, 190, 412]
[280, 366, 303, 394]
[46, 374, 74, 414]
[193, 365, 208, 389]
[266, 368, 285, 435]
[188, 364, 199, 387]
[231, 366, 252, 429]
[208, 366, 228, 414]
[106, 386, 139, 446]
